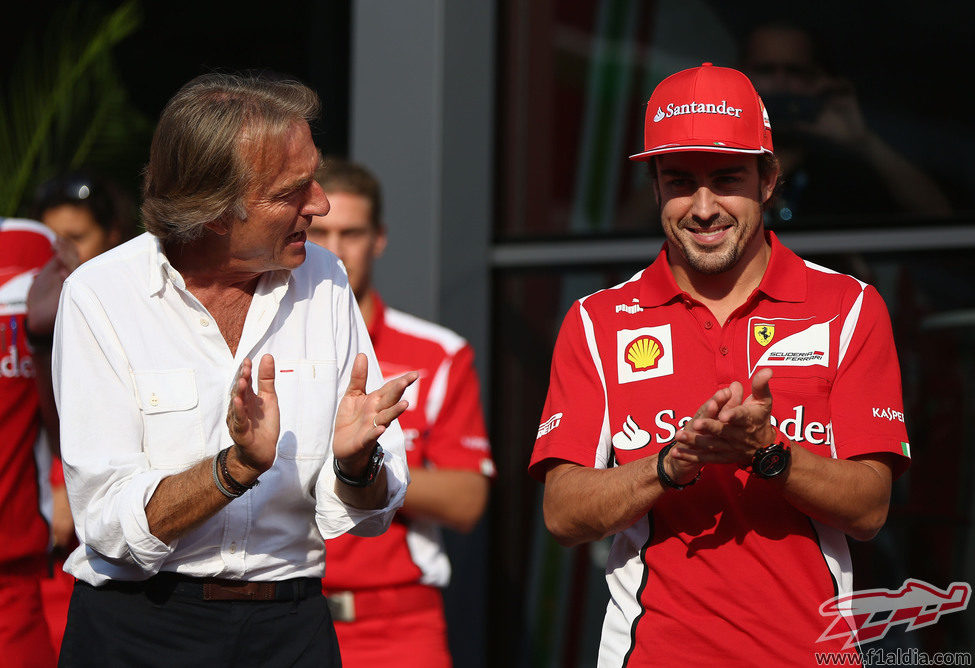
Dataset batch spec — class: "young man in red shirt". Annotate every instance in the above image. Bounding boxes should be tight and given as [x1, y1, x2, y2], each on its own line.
[0, 218, 58, 667]
[530, 63, 910, 666]
[309, 159, 495, 667]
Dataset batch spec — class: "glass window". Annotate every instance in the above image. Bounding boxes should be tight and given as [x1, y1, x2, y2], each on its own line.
[497, 0, 974, 241]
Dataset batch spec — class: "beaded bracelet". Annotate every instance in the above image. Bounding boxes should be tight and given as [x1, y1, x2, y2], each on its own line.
[212, 451, 240, 499]
[215, 446, 260, 498]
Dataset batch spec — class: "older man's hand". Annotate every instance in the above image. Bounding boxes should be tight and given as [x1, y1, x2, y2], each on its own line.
[332, 352, 416, 478]
[226, 354, 280, 478]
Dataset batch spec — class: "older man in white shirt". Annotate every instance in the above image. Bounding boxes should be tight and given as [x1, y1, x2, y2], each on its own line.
[52, 73, 414, 667]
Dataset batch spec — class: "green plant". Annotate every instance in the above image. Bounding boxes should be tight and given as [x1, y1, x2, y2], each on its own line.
[0, 0, 150, 217]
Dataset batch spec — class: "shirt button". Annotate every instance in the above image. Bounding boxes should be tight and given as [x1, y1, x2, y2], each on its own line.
[704, 320, 713, 329]
[149, 393, 159, 407]
[719, 346, 729, 356]
[230, 542, 237, 554]
[200, 318, 210, 327]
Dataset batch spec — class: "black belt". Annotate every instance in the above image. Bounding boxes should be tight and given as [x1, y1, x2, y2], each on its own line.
[93, 572, 320, 602]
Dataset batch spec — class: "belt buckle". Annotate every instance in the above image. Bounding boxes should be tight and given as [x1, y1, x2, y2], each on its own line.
[202, 579, 276, 601]
[326, 590, 356, 622]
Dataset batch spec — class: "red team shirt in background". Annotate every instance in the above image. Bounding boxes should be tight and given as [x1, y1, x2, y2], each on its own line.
[0, 218, 58, 667]
[530, 233, 910, 667]
[324, 293, 494, 666]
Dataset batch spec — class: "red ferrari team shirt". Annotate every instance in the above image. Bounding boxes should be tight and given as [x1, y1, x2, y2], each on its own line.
[325, 294, 494, 590]
[0, 219, 55, 572]
[530, 233, 910, 667]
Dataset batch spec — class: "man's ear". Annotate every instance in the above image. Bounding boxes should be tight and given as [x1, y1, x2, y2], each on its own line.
[372, 225, 388, 259]
[760, 172, 778, 204]
[205, 215, 232, 236]
[759, 158, 780, 205]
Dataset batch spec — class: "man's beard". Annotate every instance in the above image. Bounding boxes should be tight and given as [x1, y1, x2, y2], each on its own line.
[674, 216, 743, 275]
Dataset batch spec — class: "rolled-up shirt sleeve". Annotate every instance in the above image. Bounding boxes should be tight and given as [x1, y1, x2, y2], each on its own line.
[314, 277, 409, 539]
[53, 278, 174, 575]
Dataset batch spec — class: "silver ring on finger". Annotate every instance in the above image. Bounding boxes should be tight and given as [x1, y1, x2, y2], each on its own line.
[373, 416, 380, 429]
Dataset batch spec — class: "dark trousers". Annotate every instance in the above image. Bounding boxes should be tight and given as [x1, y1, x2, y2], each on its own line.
[58, 575, 342, 667]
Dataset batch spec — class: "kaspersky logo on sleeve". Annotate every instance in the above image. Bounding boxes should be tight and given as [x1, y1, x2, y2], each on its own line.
[617, 325, 674, 384]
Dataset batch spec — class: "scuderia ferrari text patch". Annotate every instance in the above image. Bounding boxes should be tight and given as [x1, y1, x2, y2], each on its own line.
[747, 316, 834, 375]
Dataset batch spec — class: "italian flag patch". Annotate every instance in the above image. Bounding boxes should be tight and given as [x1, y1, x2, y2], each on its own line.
[901, 442, 911, 458]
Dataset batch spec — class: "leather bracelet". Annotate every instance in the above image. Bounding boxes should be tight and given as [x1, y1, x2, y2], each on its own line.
[217, 446, 260, 495]
[212, 452, 240, 499]
[656, 442, 702, 491]
[333, 445, 384, 487]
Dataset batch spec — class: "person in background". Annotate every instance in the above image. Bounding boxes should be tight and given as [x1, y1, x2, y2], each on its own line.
[0, 217, 57, 667]
[24, 171, 137, 653]
[309, 158, 494, 668]
[739, 19, 951, 224]
[530, 63, 910, 665]
[53, 72, 414, 666]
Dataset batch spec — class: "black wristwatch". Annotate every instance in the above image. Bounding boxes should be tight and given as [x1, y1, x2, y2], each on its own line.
[333, 445, 384, 487]
[749, 432, 791, 479]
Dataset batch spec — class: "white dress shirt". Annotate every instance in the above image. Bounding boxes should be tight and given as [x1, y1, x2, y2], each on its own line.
[53, 233, 408, 585]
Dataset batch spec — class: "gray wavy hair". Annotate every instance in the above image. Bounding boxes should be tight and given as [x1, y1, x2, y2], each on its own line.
[141, 72, 320, 242]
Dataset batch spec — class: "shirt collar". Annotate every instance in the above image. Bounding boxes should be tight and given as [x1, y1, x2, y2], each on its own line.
[145, 233, 293, 303]
[638, 231, 806, 307]
[146, 234, 181, 296]
[755, 231, 806, 303]
[638, 243, 683, 307]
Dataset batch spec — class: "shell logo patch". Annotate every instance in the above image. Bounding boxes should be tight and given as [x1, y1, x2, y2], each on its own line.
[625, 336, 663, 371]
[618, 325, 673, 384]
[754, 324, 775, 346]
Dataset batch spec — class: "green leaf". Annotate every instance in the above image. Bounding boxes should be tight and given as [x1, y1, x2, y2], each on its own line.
[0, 0, 149, 217]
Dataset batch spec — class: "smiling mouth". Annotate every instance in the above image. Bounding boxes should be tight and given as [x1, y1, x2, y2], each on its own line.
[686, 224, 732, 243]
[286, 230, 307, 244]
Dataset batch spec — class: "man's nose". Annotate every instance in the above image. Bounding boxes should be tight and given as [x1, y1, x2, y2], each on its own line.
[690, 186, 720, 222]
[305, 181, 330, 217]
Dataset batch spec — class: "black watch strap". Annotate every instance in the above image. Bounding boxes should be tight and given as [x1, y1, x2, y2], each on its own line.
[747, 428, 792, 479]
[656, 442, 702, 491]
[333, 445, 384, 487]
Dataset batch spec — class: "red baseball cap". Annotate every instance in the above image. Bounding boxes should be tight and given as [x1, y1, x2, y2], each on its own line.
[629, 62, 773, 161]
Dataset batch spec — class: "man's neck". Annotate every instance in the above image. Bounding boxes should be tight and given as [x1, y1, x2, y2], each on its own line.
[668, 238, 771, 326]
[164, 238, 262, 299]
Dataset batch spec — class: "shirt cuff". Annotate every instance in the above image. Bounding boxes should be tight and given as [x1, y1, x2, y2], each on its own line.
[117, 469, 176, 572]
[314, 455, 409, 539]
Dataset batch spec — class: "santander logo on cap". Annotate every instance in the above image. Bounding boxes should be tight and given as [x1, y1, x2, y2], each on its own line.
[652, 100, 744, 123]
[630, 62, 773, 161]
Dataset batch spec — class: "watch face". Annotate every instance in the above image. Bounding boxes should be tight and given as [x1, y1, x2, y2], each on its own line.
[755, 444, 790, 478]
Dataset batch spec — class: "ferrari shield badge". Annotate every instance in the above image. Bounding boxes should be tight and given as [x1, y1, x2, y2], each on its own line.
[754, 324, 775, 347]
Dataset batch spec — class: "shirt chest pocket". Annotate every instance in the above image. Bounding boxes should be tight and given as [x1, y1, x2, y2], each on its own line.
[132, 369, 205, 469]
[274, 360, 339, 461]
[769, 374, 833, 455]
